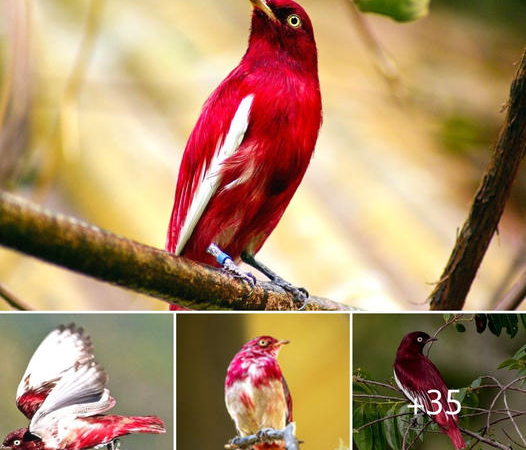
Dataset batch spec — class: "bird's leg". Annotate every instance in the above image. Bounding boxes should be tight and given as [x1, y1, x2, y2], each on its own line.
[241, 252, 309, 307]
[207, 244, 256, 288]
[106, 439, 120, 450]
[256, 428, 276, 442]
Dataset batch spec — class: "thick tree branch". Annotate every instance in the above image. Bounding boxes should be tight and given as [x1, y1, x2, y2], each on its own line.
[225, 423, 298, 450]
[0, 191, 351, 310]
[430, 49, 526, 310]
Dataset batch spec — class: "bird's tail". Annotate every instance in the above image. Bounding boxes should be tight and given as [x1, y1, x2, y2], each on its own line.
[447, 425, 465, 449]
[120, 416, 166, 435]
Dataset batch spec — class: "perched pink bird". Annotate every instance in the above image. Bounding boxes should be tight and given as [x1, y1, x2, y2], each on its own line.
[225, 336, 292, 450]
[166, 0, 322, 308]
[394, 331, 466, 449]
[1, 324, 165, 450]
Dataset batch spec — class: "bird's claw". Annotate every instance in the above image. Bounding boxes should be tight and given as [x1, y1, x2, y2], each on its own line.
[207, 244, 257, 296]
[272, 278, 310, 309]
[256, 428, 275, 440]
[223, 259, 256, 287]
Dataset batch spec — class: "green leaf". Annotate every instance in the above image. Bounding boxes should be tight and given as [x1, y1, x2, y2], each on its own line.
[487, 315, 502, 336]
[455, 323, 466, 333]
[369, 406, 386, 450]
[353, 403, 373, 450]
[470, 377, 482, 388]
[512, 344, 526, 360]
[498, 359, 518, 370]
[503, 315, 519, 338]
[382, 405, 402, 450]
[352, 0, 430, 22]
[521, 315, 526, 329]
[455, 387, 467, 403]
[443, 314, 451, 322]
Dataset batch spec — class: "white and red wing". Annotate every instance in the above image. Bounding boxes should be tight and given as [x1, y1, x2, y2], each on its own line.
[166, 90, 254, 255]
[29, 362, 115, 447]
[16, 324, 95, 419]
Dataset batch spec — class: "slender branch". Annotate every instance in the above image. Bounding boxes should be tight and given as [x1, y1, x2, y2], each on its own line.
[460, 427, 512, 450]
[494, 270, 526, 310]
[225, 423, 298, 450]
[353, 376, 401, 393]
[0, 191, 351, 310]
[344, 0, 404, 100]
[0, 281, 33, 311]
[429, 49, 526, 310]
[426, 314, 466, 356]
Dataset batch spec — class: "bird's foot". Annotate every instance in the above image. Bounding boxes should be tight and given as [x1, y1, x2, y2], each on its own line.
[256, 428, 275, 441]
[241, 252, 309, 309]
[271, 275, 310, 309]
[207, 244, 256, 291]
[105, 439, 120, 450]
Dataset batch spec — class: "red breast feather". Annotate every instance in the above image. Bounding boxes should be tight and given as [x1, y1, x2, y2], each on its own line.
[225, 336, 292, 449]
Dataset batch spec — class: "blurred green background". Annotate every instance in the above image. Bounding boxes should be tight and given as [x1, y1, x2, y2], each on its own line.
[0, 0, 525, 310]
[353, 313, 526, 448]
[0, 313, 173, 450]
[177, 313, 350, 450]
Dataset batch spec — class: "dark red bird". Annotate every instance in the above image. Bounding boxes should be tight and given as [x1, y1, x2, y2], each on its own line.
[225, 336, 292, 450]
[166, 0, 322, 308]
[393, 331, 466, 449]
[1, 324, 165, 450]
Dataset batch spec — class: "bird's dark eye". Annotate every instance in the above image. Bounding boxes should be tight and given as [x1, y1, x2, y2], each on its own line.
[417, 337, 423, 342]
[13, 440, 21, 446]
[287, 14, 302, 29]
[259, 339, 268, 347]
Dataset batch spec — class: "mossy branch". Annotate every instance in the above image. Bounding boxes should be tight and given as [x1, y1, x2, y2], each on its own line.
[0, 191, 351, 311]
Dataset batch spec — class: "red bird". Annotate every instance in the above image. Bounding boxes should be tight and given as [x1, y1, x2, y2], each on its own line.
[1, 324, 165, 450]
[166, 0, 322, 307]
[225, 336, 292, 450]
[393, 331, 466, 449]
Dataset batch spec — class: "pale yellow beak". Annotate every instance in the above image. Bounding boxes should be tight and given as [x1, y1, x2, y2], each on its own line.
[249, 0, 277, 21]
[274, 339, 290, 347]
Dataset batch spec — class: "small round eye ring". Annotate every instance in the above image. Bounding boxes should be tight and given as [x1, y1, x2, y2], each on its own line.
[13, 440, 21, 446]
[417, 337, 423, 342]
[259, 339, 268, 346]
[287, 14, 302, 29]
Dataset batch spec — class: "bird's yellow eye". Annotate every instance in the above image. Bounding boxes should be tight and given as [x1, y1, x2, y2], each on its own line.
[287, 14, 302, 29]
[259, 339, 268, 347]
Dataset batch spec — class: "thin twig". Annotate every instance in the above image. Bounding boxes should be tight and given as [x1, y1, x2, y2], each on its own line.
[426, 314, 467, 356]
[0, 281, 33, 311]
[460, 427, 512, 450]
[494, 270, 526, 310]
[344, 0, 404, 101]
[353, 376, 401, 392]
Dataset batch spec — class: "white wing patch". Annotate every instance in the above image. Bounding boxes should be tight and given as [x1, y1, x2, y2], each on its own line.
[17, 324, 94, 400]
[175, 94, 254, 255]
[29, 363, 114, 446]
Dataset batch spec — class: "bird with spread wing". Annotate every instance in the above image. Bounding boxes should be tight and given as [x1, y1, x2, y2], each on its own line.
[1, 324, 165, 450]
